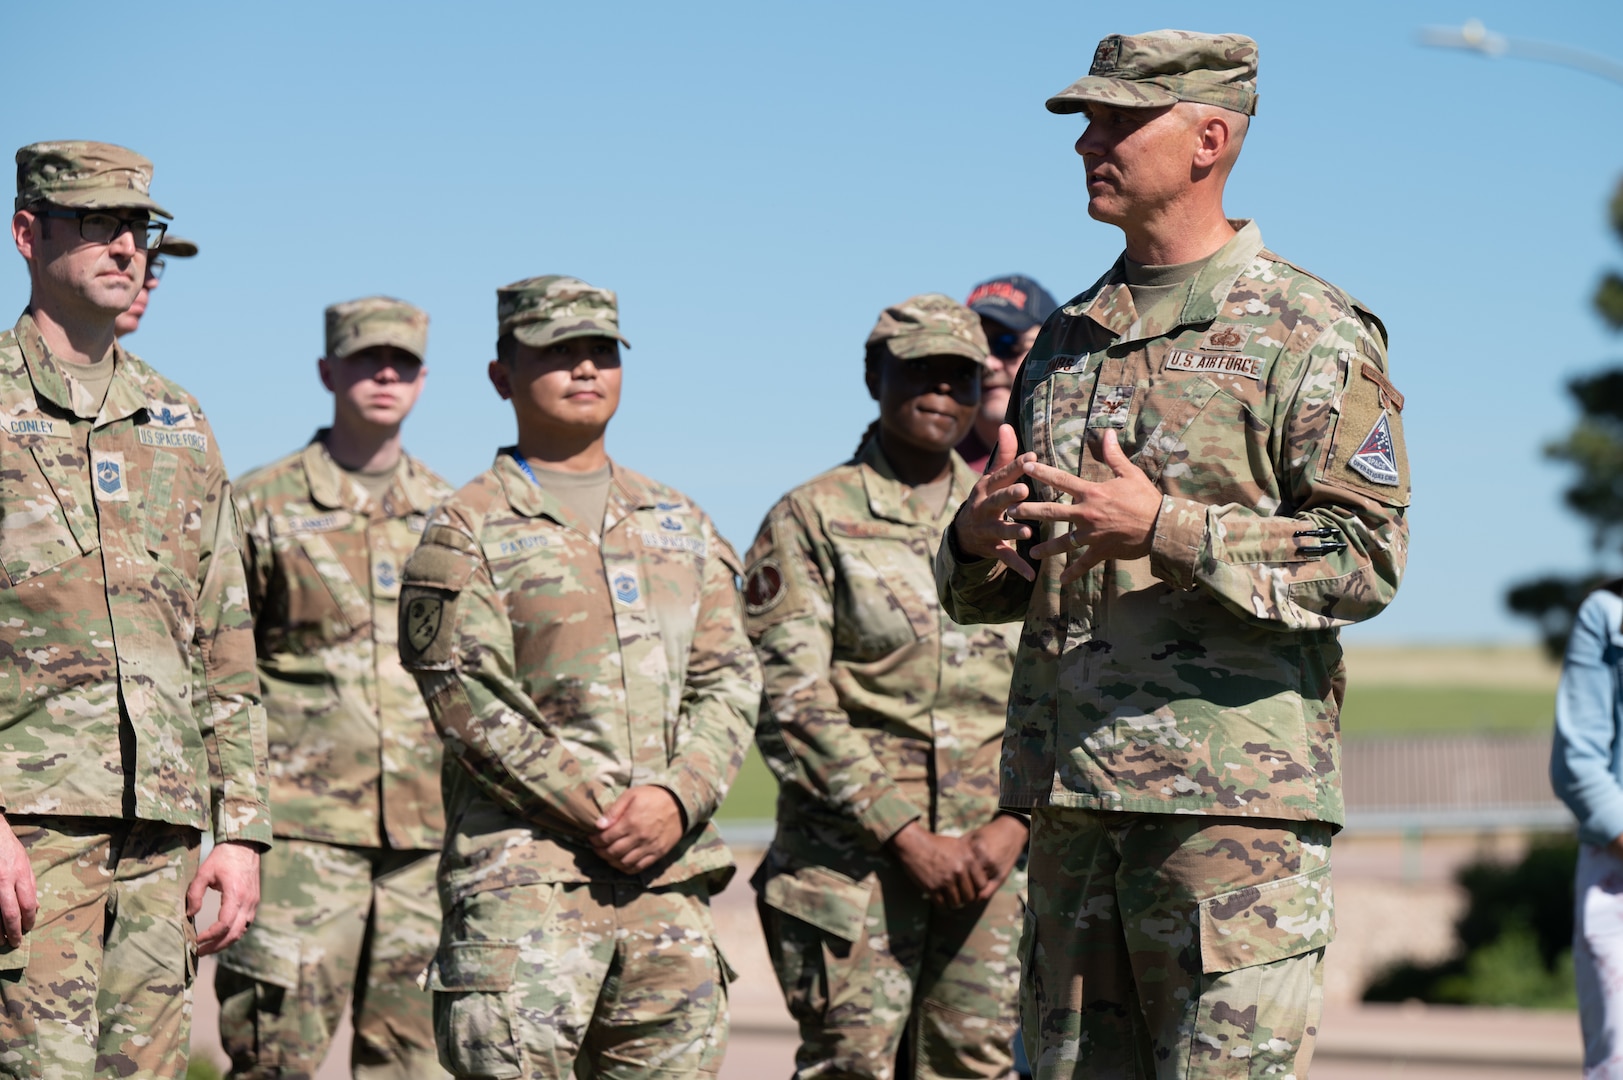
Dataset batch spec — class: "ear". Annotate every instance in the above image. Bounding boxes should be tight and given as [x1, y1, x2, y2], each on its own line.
[487, 359, 513, 401]
[12, 211, 36, 262]
[1192, 113, 1230, 170]
[317, 357, 335, 392]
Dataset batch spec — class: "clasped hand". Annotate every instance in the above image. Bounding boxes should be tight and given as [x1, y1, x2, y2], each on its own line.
[591, 786, 685, 874]
[952, 424, 1162, 585]
[889, 815, 1028, 908]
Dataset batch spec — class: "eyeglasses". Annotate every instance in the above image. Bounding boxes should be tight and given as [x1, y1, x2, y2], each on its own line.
[36, 209, 166, 251]
[146, 256, 167, 282]
[988, 332, 1024, 361]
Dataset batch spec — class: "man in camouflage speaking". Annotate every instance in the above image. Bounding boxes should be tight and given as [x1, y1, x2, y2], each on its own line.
[0, 142, 271, 1077]
[935, 32, 1410, 1078]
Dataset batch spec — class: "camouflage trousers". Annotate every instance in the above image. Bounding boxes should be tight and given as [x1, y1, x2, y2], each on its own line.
[0, 815, 200, 1080]
[1023, 808, 1335, 1080]
[428, 880, 730, 1079]
[215, 839, 444, 1079]
[754, 848, 1024, 1080]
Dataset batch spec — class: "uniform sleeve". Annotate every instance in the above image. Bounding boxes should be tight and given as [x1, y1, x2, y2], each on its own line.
[399, 519, 610, 837]
[232, 485, 273, 621]
[1148, 313, 1408, 631]
[196, 466, 273, 846]
[746, 500, 925, 848]
[1552, 591, 1623, 842]
[655, 524, 762, 828]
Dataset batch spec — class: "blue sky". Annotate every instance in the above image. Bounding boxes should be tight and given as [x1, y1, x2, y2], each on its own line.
[3, 0, 1621, 643]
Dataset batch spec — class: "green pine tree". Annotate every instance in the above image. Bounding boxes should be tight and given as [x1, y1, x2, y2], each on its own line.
[1508, 180, 1623, 656]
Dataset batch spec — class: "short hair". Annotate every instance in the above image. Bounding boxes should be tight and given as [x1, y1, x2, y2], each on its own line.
[495, 332, 518, 365]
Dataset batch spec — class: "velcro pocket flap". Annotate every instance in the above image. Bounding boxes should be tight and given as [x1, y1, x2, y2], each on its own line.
[429, 942, 520, 992]
[217, 924, 301, 990]
[1199, 862, 1334, 974]
[0, 937, 29, 972]
[761, 863, 873, 943]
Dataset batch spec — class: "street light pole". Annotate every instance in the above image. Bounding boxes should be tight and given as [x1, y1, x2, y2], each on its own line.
[1419, 19, 1623, 88]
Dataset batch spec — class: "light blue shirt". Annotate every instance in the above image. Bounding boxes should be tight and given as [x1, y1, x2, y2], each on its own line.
[1553, 586, 1623, 847]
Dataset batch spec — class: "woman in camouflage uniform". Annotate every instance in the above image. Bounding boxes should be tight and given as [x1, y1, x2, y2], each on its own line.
[743, 294, 1027, 1080]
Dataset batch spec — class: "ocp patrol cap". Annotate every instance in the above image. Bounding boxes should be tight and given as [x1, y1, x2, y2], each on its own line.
[325, 296, 429, 362]
[867, 293, 991, 369]
[497, 275, 631, 350]
[14, 140, 172, 217]
[1046, 30, 1258, 117]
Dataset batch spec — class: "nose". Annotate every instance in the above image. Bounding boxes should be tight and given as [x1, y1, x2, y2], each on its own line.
[1074, 122, 1106, 160]
[372, 362, 401, 383]
[107, 227, 139, 258]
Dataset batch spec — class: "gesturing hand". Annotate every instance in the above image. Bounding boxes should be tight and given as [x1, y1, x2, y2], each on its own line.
[592, 786, 686, 874]
[950, 425, 1039, 581]
[1014, 429, 1163, 585]
[188, 840, 260, 955]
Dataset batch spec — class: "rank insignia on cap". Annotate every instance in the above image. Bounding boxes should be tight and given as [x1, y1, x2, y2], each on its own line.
[403, 595, 443, 654]
[744, 559, 786, 616]
[1348, 411, 1400, 486]
[92, 452, 128, 501]
[613, 572, 640, 604]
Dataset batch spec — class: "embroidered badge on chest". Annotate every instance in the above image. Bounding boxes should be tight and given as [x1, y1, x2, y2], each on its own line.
[612, 571, 640, 604]
[1348, 412, 1400, 486]
[1199, 325, 1255, 352]
[1165, 349, 1265, 380]
[92, 451, 129, 501]
[1088, 385, 1135, 429]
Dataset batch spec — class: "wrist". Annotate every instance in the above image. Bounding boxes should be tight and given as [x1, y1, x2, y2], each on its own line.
[947, 517, 988, 564]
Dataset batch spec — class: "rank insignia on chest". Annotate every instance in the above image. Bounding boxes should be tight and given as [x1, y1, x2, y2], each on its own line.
[92, 451, 128, 501]
[404, 595, 443, 654]
[1348, 412, 1400, 486]
[376, 560, 397, 590]
[612, 571, 640, 604]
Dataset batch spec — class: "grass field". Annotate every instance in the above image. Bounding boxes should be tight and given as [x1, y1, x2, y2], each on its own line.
[714, 645, 1563, 821]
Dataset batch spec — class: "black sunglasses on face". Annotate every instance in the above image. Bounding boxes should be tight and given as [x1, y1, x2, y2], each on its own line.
[988, 332, 1024, 361]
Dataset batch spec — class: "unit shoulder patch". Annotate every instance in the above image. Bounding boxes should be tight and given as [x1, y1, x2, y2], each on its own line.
[744, 558, 786, 616]
[1325, 359, 1410, 506]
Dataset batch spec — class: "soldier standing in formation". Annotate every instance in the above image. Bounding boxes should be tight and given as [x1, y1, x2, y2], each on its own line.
[0, 141, 270, 1077]
[745, 294, 1027, 1080]
[217, 298, 452, 1077]
[398, 276, 760, 1078]
[955, 276, 1057, 474]
[937, 31, 1409, 1078]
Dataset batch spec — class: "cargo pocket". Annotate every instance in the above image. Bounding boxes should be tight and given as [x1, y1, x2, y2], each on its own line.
[758, 863, 874, 1025]
[429, 941, 523, 1079]
[1190, 864, 1334, 1078]
[0, 937, 29, 979]
[217, 924, 301, 991]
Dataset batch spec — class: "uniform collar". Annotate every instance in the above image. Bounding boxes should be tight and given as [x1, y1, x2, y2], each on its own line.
[1073, 219, 1266, 345]
[300, 430, 439, 517]
[494, 448, 658, 535]
[857, 435, 976, 526]
[16, 311, 149, 425]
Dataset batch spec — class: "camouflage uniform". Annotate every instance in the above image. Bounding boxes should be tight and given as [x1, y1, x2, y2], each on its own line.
[936, 35, 1409, 1078]
[0, 142, 272, 1078]
[217, 298, 453, 1079]
[745, 296, 1023, 1080]
[398, 276, 761, 1079]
